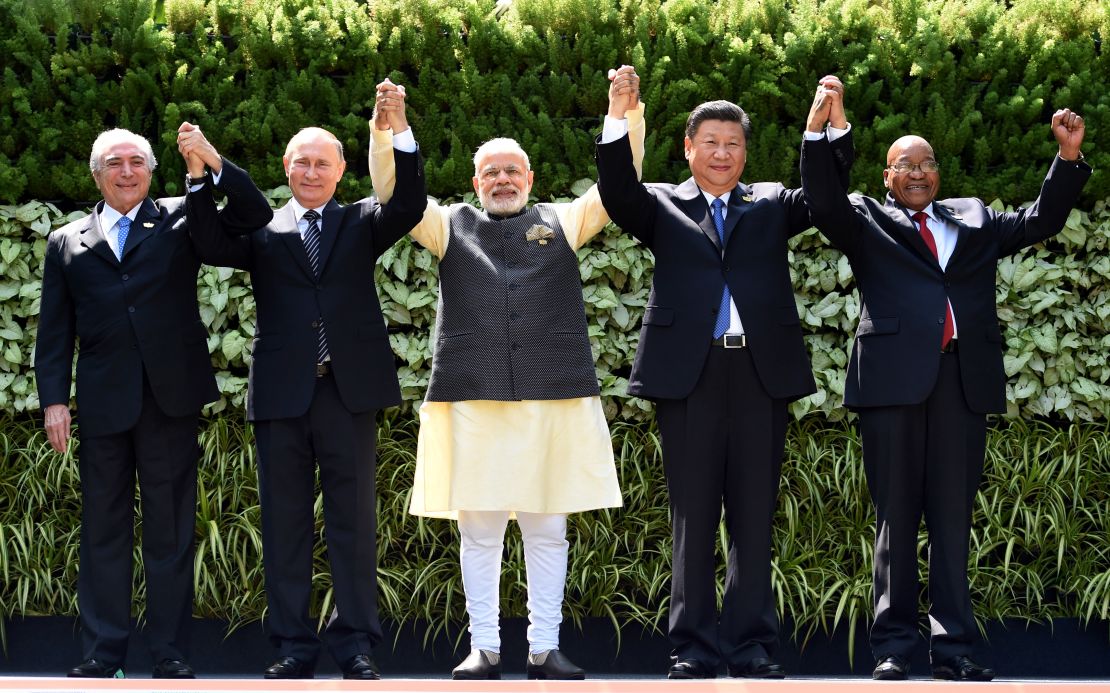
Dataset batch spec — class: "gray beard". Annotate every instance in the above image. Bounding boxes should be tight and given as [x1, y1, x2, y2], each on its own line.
[481, 192, 526, 216]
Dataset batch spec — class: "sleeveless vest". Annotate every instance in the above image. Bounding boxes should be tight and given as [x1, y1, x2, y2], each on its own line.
[425, 204, 600, 402]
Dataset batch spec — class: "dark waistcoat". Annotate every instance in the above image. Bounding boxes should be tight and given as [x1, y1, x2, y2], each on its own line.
[426, 204, 600, 402]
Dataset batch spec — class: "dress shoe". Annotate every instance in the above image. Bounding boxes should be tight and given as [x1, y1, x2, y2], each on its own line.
[452, 649, 502, 680]
[526, 649, 585, 680]
[668, 658, 716, 679]
[68, 658, 124, 678]
[263, 656, 315, 679]
[341, 653, 381, 680]
[932, 655, 995, 681]
[873, 655, 910, 680]
[729, 656, 786, 679]
[152, 659, 195, 679]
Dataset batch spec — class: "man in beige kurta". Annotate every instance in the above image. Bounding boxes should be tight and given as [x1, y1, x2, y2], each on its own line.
[371, 75, 644, 680]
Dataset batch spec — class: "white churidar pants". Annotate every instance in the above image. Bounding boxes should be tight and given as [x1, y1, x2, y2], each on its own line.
[457, 510, 568, 654]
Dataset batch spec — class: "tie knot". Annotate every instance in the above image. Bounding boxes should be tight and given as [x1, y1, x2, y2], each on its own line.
[303, 209, 320, 223]
[118, 216, 131, 231]
[912, 211, 927, 223]
[712, 198, 725, 212]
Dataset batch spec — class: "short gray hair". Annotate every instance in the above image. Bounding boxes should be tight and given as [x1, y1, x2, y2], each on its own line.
[285, 127, 345, 162]
[473, 137, 531, 175]
[89, 129, 158, 174]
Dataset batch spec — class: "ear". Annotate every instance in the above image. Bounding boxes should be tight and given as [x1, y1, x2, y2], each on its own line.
[336, 160, 347, 178]
[472, 176, 480, 197]
[525, 169, 535, 192]
[684, 136, 693, 162]
[882, 168, 891, 190]
[282, 154, 292, 177]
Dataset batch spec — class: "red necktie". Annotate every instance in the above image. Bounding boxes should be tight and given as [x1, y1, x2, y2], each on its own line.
[912, 211, 954, 349]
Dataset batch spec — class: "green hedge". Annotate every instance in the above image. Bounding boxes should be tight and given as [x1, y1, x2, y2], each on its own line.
[1, 0, 1107, 205]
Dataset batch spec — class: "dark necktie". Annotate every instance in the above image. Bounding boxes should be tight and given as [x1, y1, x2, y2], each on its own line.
[301, 209, 331, 363]
[912, 211, 954, 349]
[711, 198, 731, 339]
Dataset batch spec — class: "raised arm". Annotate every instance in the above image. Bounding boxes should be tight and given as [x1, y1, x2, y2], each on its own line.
[560, 66, 647, 249]
[800, 78, 863, 253]
[176, 122, 268, 268]
[595, 65, 658, 247]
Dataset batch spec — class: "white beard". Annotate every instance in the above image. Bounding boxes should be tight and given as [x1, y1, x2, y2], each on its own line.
[481, 190, 526, 216]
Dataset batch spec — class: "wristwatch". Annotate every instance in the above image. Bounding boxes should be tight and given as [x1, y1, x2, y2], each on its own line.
[185, 171, 209, 188]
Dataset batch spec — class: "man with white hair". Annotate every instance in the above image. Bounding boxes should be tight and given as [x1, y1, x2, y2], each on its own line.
[35, 126, 272, 678]
[369, 75, 643, 680]
[183, 80, 427, 680]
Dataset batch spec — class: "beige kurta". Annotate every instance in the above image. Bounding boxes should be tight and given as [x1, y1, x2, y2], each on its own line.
[369, 106, 646, 518]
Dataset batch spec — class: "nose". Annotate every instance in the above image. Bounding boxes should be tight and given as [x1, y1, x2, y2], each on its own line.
[495, 169, 512, 183]
[908, 166, 926, 178]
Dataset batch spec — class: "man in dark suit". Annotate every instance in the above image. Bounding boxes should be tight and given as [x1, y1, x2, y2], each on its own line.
[595, 67, 852, 679]
[182, 80, 426, 680]
[35, 126, 272, 679]
[801, 85, 1089, 680]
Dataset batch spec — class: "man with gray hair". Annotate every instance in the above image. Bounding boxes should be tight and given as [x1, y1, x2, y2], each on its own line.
[35, 126, 272, 678]
[369, 76, 642, 680]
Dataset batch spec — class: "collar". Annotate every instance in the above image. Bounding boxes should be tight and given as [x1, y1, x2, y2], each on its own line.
[289, 198, 328, 224]
[700, 189, 732, 209]
[98, 201, 142, 231]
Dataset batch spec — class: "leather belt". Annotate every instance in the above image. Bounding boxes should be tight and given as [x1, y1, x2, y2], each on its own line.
[315, 362, 332, 377]
[711, 334, 748, 349]
[942, 339, 959, 354]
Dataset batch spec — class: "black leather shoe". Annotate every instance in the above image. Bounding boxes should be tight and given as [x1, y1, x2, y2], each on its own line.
[152, 659, 195, 679]
[873, 655, 910, 680]
[526, 649, 585, 680]
[452, 649, 502, 680]
[932, 655, 995, 681]
[729, 656, 786, 679]
[68, 658, 123, 678]
[342, 653, 381, 680]
[263, 656, 315, 679]
[668, 658, 716, 679]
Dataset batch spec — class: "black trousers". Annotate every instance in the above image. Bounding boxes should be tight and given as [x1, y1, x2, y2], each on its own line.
[656, 346, 788, 670]
[254, 372, 380, 665]
[859, 352, 986, 662]
[76, 378, 199, 664]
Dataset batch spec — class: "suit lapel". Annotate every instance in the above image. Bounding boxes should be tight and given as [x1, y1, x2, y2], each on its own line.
[675, 178, 721, 253]
[120, 198, 161, 260]
[276, 203, 316, 280]
[79, 204, 120, 267]
[884, 195, 942, 268]
[316, 199, 343, 275]
[935, 203, 970, 267]
[721, 183, 753, 249]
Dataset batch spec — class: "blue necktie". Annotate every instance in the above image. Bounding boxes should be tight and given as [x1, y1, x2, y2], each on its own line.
[116, 216, 131, 260]
[711, 198, 730, 339]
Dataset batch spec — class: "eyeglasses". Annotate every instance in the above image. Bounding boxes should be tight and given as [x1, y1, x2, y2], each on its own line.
[887, 160, 939, 174]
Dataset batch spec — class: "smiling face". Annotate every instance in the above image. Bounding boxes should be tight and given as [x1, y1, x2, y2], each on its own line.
[284, 129, 346, 210]
[685, 119, 747, 197]
[93, 141, 153, 214]
[472, 145, 534, 216]
[883, 136, 940, 211]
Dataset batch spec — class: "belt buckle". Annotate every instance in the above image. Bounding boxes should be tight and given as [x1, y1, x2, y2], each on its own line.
[722, 334, 747, 349]
[315, 362, 330, 377]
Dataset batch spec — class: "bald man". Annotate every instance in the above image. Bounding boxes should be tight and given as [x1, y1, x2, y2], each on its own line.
[184, 81, 427, 679]
[802, 86, 1089, 681]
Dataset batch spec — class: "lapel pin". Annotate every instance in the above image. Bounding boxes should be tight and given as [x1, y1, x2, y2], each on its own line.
[741, 194, 753, 203]
[142, 222, 155, 228]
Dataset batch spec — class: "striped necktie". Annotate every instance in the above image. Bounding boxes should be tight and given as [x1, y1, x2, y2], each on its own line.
[301, 209, 331, 363]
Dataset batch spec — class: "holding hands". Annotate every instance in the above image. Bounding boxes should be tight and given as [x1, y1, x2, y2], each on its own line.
[607, 65, 640, 119]
[176, 123, 223, 178]
[806, 75, 848, 132]
[373, 78, 409, 133]
[1052, 109, 1085, 161]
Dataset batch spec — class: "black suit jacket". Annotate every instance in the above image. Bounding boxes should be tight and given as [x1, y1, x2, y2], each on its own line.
[595, 132, 854, 402]
[35, 160, 273, 436]
[801, 137, 1091, 413]
[188, 148, 427, 421]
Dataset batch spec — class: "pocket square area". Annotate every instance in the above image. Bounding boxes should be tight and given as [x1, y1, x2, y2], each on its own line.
[526, 224, 555, 242]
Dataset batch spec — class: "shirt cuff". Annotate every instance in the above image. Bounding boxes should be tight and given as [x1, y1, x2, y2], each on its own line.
[601, 116, 628, 144]
[392, 127, 417, 153]
[803, 123, 852, 142]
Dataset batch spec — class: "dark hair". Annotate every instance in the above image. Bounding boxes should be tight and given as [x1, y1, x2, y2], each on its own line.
[685, 100, 752, 143]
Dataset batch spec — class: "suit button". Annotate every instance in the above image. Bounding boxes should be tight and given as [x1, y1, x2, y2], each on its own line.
[121, 273, 129, 281]
[944, 281, 951, 288]
[507, 261, 516, 268]
[937, 318, 945, 324]
[722, 265, 730, 272]
[128, 306, 135, 313]
[511, 342, 520, 350]
[508, 283, 518, 290]
[510, 312, 519, 321]
[504, 230, 512, 238]
[311, 319, 321, 328]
